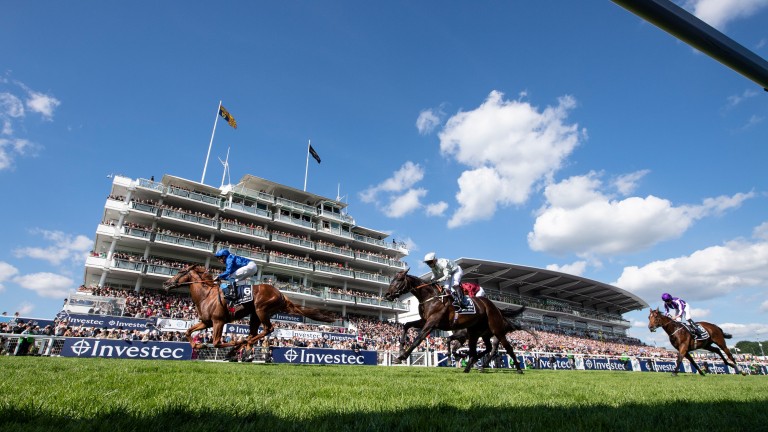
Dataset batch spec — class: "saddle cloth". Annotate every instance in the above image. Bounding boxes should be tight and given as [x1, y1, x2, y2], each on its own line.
[685, 323, 710, 340]
[235, 284, 254, 305]
[455, 298, 477, 315]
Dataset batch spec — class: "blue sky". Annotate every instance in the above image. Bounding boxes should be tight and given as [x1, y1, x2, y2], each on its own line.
[1, 1, 767, 348]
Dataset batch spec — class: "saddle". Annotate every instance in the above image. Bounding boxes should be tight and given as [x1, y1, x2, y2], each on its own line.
[684, 322, 709, 340]
[454, 298, 477, 315]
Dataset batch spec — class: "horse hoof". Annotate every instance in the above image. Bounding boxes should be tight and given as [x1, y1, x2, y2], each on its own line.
[516, 369, 524, 375]
[393, 357, 403, 365]
[671, 372, 678, 377]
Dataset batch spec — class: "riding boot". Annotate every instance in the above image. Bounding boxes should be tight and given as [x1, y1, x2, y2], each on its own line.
[452, 285, 464, 310]
[688, 319, 701, 338]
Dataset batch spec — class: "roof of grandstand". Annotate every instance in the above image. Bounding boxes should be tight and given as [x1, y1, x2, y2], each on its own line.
[454, 258, 648, 315]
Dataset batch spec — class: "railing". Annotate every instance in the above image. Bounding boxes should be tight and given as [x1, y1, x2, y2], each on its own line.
[318, 225, 353, 238]
[146, 264, 181, 276]
[355, 251, 389, 266]
[314, 264, 354, 278]
[154, 233, 214, 252]
[316, 243, 355, 258]
[160, 208, 217, 228]
[229, 247, 268, 262]
[271, 232, 315, 250]
[354, 271, 390, 284]
[220, 222, 269, 239]
[389, 259, 407, 269]
[122, 227, 153, 240]
[353, 234, 386, 248]
[130, 201, 160, 215]
[224, 201, 272, 219]
[113, 258, 145, 272]
[269, 254, 313, 270]
[137, 178, 165, 192]
[166, 185, 220, 206]
[275, 197, 317, 215]
[274, 213, 316, 230]
[230, 184, 275, 204]
[317, 209, 355, 224]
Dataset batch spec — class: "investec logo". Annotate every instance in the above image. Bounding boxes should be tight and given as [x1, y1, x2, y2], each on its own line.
[282, 348, 367, 365]
[69, 339, 186, 359]
[654, 362, 678, 372]
[584, 359, 626, 371]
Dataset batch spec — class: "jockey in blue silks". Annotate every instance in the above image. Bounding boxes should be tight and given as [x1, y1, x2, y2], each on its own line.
[662, 292, 702, 338]
[214, 248, 258, 304]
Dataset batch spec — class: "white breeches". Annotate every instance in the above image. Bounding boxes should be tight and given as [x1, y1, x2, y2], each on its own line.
[233, 261, 258, 284]
[442, 267, 464, 290]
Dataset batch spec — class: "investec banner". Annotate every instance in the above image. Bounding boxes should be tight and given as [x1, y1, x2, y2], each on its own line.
[61, 338, 192, 360]
[59, 313, 153, 330]
[272, 347, 376, 365]
[582, 357, 633, 371]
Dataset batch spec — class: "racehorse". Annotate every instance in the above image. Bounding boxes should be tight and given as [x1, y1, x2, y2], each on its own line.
[163, 264, 336, 355]
[647, 308, 740, 376]
[448, 317, 539, 372]
[384, 268, 526, 373]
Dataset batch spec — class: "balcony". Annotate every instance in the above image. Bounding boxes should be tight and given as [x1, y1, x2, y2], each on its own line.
[316, 242, 354, 259]
[122, 226, 153, 241]
[314, 264, 354, 278]
[355, 251, 389, 267]
[129, 201, 160, 216]
[275, 197, 317, 215]
[146, 264, 181, 277]
[317, 209, 355, 225]
[230, 184, 275, 204]
[160, 208, 217, 229]
[274, 213, 316, 231]
[112, 258, 146, 274]
[228, 247, 268, 263]
[354, 271, 391, 285]
[353, 233, 386, 248]
[271, 232, 314, 250]
[220, 221, 270, 241]
[224, 201, 272, 220]
[268, 254, 314, 271]
[166, 185, 221, 206]
[154, 233, 214, 252]
[136, 178, 164, 193]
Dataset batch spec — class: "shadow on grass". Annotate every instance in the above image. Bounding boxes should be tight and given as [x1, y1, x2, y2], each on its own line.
[2, 399, 765, 432]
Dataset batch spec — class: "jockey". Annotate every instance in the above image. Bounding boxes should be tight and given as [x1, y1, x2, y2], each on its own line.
[214, 248, 258, 304]
[462, 282, 485, 298]
[424, 252, 466, 310]
[661, 293, 702, 338]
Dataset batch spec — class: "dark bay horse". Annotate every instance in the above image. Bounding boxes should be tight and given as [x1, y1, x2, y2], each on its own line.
[163, 264, 336, 354]
[647, 308, 740, 376]
[449, 318, 539, 371]
[384, 268, 526, 373]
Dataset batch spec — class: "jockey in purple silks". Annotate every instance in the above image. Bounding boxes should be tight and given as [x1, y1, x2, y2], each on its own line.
[661, 293, 702, 338]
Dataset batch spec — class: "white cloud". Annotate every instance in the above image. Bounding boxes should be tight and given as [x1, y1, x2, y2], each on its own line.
[383, 188, 427, 218]
[416, 109, 441, 135]
[613, 235, 768, 303]
[439, 91, 583, 227]
[13, 229, 92, 266]
[683, 0, 768, 31]
[360, 161, 424, 203]
[718, 322, 768, 340]
[26, 91, 60, 119]
[12, 272, 73, 299]
[425, 201, 448, 217]
[0, 261, 20, 292]
[760, 300, 768, 312]
[527, 171, 754, 256]
[613, 170, 650, 196]
[16, 302, 34, 316]
[546, 260, 588, 276]
[0, 138, 37, 170]
[724, 88, 758, 110]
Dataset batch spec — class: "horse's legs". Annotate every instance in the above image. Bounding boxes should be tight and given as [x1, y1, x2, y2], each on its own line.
[185, 321, 210, 349]
[210, 320, 245, 350]
[244, 308, 276, 345]
[398, 319, 425, 359]
[684, 351, 704, 376]
[463, 334, 481, 373]
[478, 334, 495, 369]
[497, 336, 523, 374]
[709, 338, 741, 374]
[396, 319, 437, 363]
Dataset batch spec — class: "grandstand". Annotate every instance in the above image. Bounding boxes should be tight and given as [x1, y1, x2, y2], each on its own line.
[78, 173, 647, 339]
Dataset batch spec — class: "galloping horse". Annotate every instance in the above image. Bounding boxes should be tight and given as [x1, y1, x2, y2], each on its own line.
[647, 308, 740, 376]
[448, 319, 539, 371]
[384, 268, 526, 373]
[163, 264, 336, 354]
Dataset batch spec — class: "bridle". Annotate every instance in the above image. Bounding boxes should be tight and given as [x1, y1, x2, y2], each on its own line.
[165, 266, 215, 290]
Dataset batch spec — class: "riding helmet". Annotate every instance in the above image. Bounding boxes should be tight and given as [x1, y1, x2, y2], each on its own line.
[661, 293, 672, 301]
[214, 248, 230, 258]
[423, 252, 436, 263]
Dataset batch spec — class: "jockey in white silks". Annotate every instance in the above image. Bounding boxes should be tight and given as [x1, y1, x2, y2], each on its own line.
[424, 252, 466, 310]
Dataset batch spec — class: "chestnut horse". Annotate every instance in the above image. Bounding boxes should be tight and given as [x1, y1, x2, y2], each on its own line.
[163, 264, 336, 354]
[384, 268, 526, 373]
[647, 308, 740, 376]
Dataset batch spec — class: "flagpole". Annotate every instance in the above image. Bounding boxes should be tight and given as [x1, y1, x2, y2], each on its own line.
[201, 100, 222, 184]
[303, 139, 311, 191]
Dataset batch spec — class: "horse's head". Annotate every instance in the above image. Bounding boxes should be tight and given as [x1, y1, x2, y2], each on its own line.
[384, 268, 411, 301]
[162, 264, 200, 292]
[648, 308, 664, 332]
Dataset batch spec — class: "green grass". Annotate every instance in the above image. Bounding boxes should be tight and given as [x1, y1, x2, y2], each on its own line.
[1, 357, 765, 432]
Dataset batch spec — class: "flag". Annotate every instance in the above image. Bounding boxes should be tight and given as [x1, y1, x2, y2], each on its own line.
[309, 144, 321, 164]
[219, 105, 237, 129]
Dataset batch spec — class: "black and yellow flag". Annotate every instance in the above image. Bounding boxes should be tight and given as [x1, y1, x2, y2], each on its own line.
[309, 144, 321, 163]
[219, 105, 237, 129]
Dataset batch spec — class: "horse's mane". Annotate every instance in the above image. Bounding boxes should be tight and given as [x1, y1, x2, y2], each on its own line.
[187, 264, 214, 282]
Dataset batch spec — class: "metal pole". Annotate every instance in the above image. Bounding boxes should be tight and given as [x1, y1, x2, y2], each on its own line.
[201, 101, 222, 184]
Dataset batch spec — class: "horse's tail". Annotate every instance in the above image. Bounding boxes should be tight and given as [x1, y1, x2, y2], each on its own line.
[723, 332, 733, 339]
[501, 305, 526, 320]
[283, 297, 336, 323]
